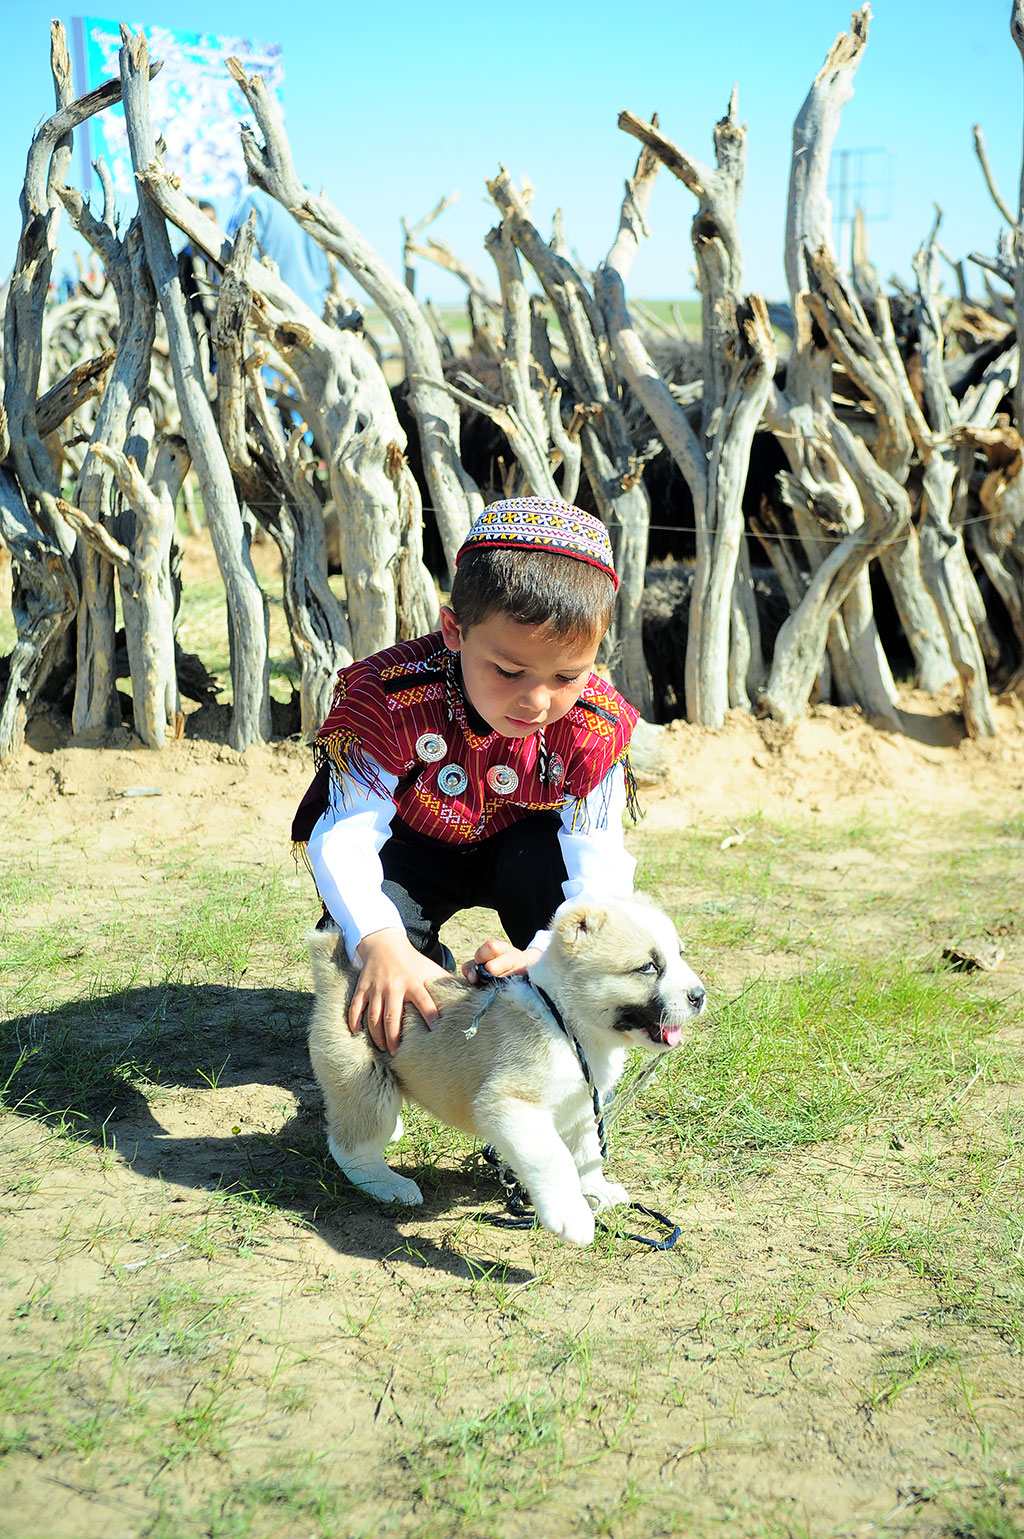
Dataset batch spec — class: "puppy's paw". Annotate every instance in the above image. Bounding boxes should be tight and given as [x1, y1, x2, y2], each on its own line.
[582, 1175, 629, 1213]
[544, 1199, 596, 1248]
[327, 1137, 423, 1205]
[368, 1170, 424, 1205]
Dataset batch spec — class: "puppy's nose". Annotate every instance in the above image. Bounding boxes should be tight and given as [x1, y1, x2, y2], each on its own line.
[687, 985, 706, 1012]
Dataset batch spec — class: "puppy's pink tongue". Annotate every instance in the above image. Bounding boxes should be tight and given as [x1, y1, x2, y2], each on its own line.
[662, 1024, 682, 1047]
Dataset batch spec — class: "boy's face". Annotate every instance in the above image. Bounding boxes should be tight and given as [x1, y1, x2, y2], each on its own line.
[440, 607, 600, 738]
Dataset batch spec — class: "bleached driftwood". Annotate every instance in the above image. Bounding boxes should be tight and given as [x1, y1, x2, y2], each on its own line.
[120, 26, 271, 751]
[225, 56, 482, 578]
[71, 428, 186, 746]
[433, 215, 586, 506]
[401, 195, 460, 295]
[488, 169, 653, 717]
[212, 218, 355, 734]
[405, 210, 504, 357]
[618, 95, 746, 441]
[0, 458, 77, 758]
[136, 68, 439, 668]
[61, 163, 160, 737]
[910, 230, 1011, 737]
[961, 425, 1024, 676]
[607, 114, 774, 724]
[801, 245, 957, 695]
[34, 351, 113, 438]
[756, 8, 907, 729]
[0, 23, 85, 755]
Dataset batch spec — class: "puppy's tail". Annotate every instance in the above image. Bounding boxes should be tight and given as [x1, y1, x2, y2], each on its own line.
[308, 928, 374, 1061]
[309, 926, 348, 989]
[308, 928, 402, 1148]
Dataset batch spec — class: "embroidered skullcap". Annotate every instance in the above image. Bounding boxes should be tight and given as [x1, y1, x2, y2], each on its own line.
[455, 497, 619, 590]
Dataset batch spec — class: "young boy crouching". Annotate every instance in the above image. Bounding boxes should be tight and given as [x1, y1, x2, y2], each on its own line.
[292, 496, 640, 1053]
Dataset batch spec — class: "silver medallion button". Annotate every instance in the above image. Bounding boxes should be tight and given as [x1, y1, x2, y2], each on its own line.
[437, 763, 469, 796]
[546, 753, 565, 786]
[415, 732, 447, 763]
[487, 764, 519, 795]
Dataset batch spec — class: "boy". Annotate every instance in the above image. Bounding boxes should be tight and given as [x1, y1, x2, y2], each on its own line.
[292, 496, 640, 1054]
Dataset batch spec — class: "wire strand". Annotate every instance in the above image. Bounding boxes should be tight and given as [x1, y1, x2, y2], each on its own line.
[177, 501, 1019, 543]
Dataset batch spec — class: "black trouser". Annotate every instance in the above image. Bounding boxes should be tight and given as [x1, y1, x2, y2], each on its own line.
[378, 813, 568, 962]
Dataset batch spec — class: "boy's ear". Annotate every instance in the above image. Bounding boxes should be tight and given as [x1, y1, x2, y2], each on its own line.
[439, 606, 462, 651]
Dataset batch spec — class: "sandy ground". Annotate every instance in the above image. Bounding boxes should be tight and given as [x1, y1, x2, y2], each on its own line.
[11, 669, 1024, 841]
[1, 687, 1023, 1537]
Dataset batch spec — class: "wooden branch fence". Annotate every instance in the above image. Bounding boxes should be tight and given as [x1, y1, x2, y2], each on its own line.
[2, 9, 1023, 760]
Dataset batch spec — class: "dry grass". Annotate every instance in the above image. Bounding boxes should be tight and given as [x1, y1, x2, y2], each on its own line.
[1, 766, 1022, 1538]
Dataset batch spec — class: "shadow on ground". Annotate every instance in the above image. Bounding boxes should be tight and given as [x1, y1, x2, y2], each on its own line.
[1, 983, 529, 1281]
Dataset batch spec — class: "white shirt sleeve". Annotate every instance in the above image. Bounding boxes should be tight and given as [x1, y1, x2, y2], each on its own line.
[305, 762, 404, 957]
[309, 753, 636, 962]
[526, 760, 637, 953]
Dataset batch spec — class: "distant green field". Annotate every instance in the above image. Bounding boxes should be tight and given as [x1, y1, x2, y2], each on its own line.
[362, 296, 703, 356]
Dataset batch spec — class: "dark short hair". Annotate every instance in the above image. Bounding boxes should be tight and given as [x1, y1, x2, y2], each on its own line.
[450, 546, 615, 642]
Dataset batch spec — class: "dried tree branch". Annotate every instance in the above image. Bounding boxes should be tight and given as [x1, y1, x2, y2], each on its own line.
[483, 221, 562, 499]
[34, 351, 115, 438]
[405, 236, 501, 311]
[910, 228, 997, 736]
[401, 193, 459, 293]
[973, 122, 1015, 227]
[610, 104, 773, 720]
[759, 7, 911, 728]
[59, 185, 159, 736]
[212, 222, 357, 735]
[1011, 0, 1024, 450]
[0, 22, 84, 755]
[619, 99, 745, 430]
[489, 167, 653, 715]
[226, 54, 482, 575]
[120, 26, 270, 750]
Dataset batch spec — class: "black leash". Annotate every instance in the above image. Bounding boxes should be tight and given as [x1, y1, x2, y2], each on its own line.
[531, 981, 608, 1159]
[479, 1144, 682, 1250]
[473, 969, 681, 1252]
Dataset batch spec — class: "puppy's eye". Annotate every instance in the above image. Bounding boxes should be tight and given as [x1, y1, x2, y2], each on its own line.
[634, 961, 659, 976]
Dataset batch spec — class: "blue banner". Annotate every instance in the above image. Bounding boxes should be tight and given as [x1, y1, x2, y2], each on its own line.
[70, 17, 284, 216]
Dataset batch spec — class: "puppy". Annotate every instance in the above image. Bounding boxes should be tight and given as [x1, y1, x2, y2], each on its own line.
[307, 897, 706, 1247]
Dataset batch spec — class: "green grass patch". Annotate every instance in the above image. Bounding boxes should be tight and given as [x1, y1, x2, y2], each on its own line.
[0, 803, 1021, 1539]
[631, 806, 1024, 978]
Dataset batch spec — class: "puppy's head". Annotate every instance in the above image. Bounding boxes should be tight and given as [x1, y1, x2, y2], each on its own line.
[539, 897, 706, 1052]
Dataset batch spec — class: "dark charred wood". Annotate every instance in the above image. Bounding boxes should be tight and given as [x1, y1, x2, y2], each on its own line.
[642, 563, 789, 723]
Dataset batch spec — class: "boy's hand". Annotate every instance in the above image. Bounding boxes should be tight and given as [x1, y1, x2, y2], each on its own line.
[462, 937, 543, 984]
[350, 928, 446, 1055]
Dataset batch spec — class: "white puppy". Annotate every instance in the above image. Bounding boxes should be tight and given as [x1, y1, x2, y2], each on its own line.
[308, 897, 706, 1246]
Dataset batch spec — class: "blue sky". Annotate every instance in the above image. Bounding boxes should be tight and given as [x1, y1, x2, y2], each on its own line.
[1, 1, 1021, 306]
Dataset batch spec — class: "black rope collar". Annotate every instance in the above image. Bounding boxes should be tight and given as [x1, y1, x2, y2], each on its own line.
[476, 972, 681, 1252]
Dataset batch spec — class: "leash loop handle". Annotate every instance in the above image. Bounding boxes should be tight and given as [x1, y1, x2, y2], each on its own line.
[600, 1201, 681, 1251]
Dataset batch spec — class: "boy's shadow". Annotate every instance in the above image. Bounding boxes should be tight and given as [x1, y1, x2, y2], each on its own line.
[2, 982, 534, 1283]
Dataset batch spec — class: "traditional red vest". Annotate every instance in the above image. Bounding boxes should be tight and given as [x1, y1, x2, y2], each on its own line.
[292, 632, 638, 846]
